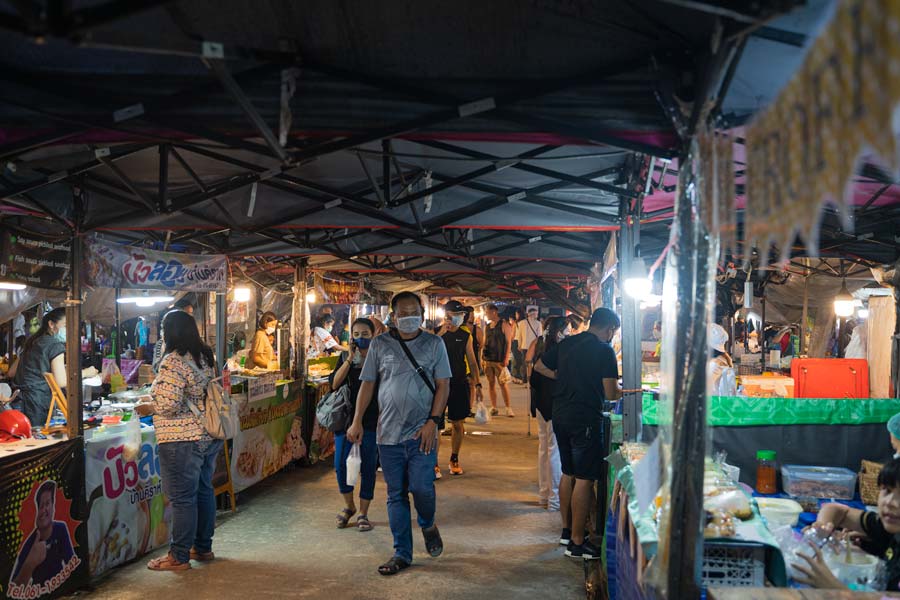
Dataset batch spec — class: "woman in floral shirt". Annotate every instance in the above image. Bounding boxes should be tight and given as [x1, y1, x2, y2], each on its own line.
[139, 310, 221, 571]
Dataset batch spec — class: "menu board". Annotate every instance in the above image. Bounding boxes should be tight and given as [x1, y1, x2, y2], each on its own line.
[231, 382, 305, 492]
[0, 229, 70, 290]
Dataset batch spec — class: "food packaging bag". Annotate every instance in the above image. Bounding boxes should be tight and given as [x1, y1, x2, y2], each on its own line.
[498, 367, 512, 385]
[122, 417, 142, 462]
[474, 401, 490, 425]
[346, 443, 361, 487]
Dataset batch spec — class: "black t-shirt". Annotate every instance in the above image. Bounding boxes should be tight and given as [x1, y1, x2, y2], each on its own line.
[529, 337, 556, 422]
[330, 355, 379, 432]
[539, 332, 618, 428]
[483, 322, 506, 362]
[860, 511, 900, 591]
[14, 335, 66, 407]
[441, 328, 470, 383]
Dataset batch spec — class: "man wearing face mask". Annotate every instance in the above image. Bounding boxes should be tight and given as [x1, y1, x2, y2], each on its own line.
[347, 291, 452, 576]
[534, 308, 622, 560]
[439, 301, 482, 476]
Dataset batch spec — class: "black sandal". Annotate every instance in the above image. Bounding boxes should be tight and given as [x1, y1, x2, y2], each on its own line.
[357, 515, 373, 532]
[336, 508, 356, 529]
[378, 556, 410, 576]
[422, 525, 443, 557]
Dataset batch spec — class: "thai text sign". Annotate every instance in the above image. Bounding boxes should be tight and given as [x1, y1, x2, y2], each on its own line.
[745, 0, 900, 260]
[84, 238, 226, 291]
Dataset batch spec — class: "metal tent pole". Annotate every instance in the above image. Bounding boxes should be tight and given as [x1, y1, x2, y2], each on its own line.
[619, 198, 643, 442]
[65, 196, 84, 438]
[215, 293, 226, 370]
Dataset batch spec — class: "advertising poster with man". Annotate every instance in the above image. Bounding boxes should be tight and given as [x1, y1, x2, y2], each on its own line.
[0, 440, 88, 599]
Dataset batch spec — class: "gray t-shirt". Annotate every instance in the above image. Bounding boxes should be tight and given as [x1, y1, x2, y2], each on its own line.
[360, 331, 452, 445]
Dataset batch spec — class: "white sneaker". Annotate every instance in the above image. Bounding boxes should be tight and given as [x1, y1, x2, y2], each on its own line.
[506, 406, 515, 418]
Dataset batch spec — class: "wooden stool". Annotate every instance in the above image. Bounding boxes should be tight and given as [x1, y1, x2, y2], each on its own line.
[214, 440, 238, 513]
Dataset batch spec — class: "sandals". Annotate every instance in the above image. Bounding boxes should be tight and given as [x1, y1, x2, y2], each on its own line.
[422, 525, 444, 557]
[357, 515, 374, 532]
[378, 556, 410, 576]
[336, 507, 356, 529]
[147, 553, 191, 571]
[190, 549, 215, 562]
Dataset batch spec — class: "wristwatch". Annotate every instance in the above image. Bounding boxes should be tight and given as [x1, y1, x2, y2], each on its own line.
[429, 415, 442, 425]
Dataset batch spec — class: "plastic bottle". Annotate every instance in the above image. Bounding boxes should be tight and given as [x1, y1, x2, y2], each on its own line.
[756, 450, 777, 494]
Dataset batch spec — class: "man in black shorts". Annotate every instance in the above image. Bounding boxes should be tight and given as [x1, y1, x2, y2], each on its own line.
[440, 300, 482, 476]
[535, 308, 622, 560]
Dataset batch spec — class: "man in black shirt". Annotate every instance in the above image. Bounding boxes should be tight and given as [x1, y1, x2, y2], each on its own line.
[535, 308, 621, 560]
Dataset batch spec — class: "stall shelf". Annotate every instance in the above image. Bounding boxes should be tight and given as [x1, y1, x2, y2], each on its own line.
[642, 394, 900, 487]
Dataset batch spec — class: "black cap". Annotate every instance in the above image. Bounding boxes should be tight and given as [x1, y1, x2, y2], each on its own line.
[443, 300, 467, 313]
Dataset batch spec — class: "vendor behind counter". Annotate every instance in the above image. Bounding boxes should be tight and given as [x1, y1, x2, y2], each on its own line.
[10, 307, 97, 427]
[249, 312, 278, 369]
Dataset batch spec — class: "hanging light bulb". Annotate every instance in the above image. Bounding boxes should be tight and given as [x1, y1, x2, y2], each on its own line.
[857, 307, 869, 319]
[234, 287, 251, 302]
[0, 281, 26, 290]
[623, 258, 652, 300]
[306, 291, 316, 304]
[833, 280, 855, 317]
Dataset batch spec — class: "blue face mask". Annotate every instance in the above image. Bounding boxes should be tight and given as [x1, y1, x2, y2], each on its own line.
[55, 326, 66, 343]
[355, 336, 372, 350]
[450, 315, 464, 327]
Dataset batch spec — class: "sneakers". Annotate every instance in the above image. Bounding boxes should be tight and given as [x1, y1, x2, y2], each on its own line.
[559, 528, 572, 545]
[489, 407, 499, 416]
[565, 540, 602, 560]
[506, 406, 515, 418]
[449, 459, 463, 476]
[434, 466, 443, 480]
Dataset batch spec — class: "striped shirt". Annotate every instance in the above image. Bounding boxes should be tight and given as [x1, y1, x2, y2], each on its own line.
[150, 352, 214, 443]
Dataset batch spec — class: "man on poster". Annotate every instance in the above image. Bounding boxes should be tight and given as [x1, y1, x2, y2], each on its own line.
[10, 480, 77, 590]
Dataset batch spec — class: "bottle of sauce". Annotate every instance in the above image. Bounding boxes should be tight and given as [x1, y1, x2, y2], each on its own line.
[756, 450, 777, 494]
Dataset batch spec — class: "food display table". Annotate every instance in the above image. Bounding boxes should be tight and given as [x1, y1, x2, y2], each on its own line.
[642, 395, 900, 487]
[606, 448, 787, 599]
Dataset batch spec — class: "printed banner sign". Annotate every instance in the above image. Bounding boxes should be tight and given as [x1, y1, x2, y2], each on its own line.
[0, 439, 89, 600]
[231, 382, 305, 492]
[0, 229, 70, 290]
[83, 238, 226, 291]
[745, 0, 900, 262]
[83, 426, 170, 577]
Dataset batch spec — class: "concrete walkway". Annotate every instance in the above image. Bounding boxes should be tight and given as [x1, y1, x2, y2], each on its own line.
[77, 384, 586, 600]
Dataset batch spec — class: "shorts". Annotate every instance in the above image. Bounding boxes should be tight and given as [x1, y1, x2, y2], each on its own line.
[446, 383, 471, 422]
[483, 361, 504, 380]
[554, 421, 607, 481]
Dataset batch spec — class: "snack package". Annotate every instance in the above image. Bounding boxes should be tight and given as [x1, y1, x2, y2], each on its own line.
[704, 488, 752, 520]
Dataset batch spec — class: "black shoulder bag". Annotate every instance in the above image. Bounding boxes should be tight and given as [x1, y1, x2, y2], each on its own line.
[390, 330, 436, 394]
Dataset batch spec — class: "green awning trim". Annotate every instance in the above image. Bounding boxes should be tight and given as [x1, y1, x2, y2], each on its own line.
[642, 395, 900, 427]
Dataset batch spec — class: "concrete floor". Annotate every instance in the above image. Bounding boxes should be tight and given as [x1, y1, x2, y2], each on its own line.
[78, 385, 586, 600]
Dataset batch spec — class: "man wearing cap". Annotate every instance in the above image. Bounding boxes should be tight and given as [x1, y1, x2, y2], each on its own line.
[516, 307, 543, 384]
[439, 301, 482, 475]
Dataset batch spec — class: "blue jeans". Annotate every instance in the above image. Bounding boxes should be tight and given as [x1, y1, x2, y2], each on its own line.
[158, 439, 224, 563]
[334, 429, 378, 501]
[378, 438, 438, 563]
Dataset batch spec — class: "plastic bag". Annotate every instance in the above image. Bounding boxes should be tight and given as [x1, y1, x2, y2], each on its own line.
[474, 401, 490, 425]
[346, 443, 361, 487]
[101, 360, 121, 385]
[498, 367, 512, 385]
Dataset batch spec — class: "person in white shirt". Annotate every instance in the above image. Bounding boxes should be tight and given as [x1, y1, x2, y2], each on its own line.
[516, 308, 543, 383]
[311, 314, 350, 357]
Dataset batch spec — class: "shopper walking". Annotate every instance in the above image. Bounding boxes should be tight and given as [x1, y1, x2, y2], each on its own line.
[534, 308, 622, 560]
[140, 310, 223, 571]
[440, 301, 482, 476]
[347, 292, 451, 576]
[482, 304, 514, 417]
[329, 318, 380, 532]
[462, 306, 483, 415]
[526, 316, 566, 512]
[517, 307, 543, 384]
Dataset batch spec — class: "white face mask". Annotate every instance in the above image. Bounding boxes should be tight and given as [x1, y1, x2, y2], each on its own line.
[397, 315, 422, 334]
[265, 326, 276, 335]
[450, 315, 464, 327]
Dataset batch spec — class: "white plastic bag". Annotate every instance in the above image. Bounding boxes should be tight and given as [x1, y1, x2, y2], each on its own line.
[474, 401, 490, 425]
[346, 443, 361, 487]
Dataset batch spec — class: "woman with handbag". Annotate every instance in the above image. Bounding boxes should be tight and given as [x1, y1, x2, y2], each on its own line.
[329, 318, 380, 532]
[137, 310, 223, 571]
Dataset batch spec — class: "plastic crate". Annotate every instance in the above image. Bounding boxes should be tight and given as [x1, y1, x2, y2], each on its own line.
[702, 541, 766, 587]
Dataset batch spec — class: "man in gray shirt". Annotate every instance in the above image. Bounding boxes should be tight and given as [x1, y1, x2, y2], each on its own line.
[348, 291, 451, 576]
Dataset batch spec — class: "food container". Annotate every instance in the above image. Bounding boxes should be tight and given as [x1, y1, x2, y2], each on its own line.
[740, 375, 795, 398]
[782, 465, 857, 500]
[757, 497, 803, 529]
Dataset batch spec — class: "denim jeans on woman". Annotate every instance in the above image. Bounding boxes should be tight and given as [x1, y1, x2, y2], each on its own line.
[378, 438, 438, 563]
[334, 429, 378, 500]
[158, 438, 224, 563]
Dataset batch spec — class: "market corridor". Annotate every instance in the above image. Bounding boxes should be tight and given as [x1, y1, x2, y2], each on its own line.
[76, 385, 585, 600]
